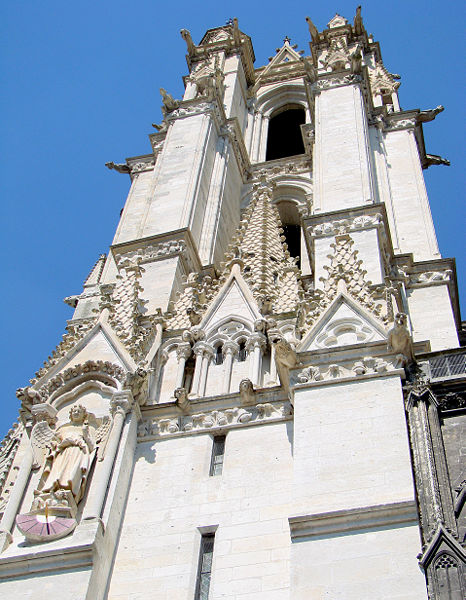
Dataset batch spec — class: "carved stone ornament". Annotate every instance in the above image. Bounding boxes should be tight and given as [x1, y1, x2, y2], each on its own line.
[308, 213, 383, 237]
[409, 270, 452, 285]
[312, 73, 362, 91]
[16, 404, 112, 543]
[294, 355, 397, 387]
[137, 401, 292, 440]
[17, 360, 125, 413]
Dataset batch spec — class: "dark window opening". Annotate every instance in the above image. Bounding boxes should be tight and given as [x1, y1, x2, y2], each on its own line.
[214, 345, 224, 366]
[182, 355, 195, 392]
[209, 435, 226, 476]
[195, 533, 215, 600]
[238, 341, 247, 362]
[282, 224, 301, 269]
[266, 107, 306, 161]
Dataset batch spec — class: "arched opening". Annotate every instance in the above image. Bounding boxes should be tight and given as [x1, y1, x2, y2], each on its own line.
[238, 341, 247, 362]
[182, 355, 195, 392]
[214, 344, 224, 365]
[266, 105, 305, 161]
[276, 200, 302, 268]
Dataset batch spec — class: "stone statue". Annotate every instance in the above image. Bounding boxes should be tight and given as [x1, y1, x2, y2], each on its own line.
[16, 404, 111, 542]
[35, 405, 96, 507]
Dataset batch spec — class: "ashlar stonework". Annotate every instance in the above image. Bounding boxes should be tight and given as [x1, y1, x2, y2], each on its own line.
[0, 8, 464, 600]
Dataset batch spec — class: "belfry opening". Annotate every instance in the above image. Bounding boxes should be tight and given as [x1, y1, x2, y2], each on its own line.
[265, 105, 305, 161]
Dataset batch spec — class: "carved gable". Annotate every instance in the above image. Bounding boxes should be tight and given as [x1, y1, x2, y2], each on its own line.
[300, 294, 386, 352]
[201, 266, 261, 333]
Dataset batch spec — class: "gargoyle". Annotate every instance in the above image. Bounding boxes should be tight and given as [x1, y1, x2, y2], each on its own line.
[425, 154, 450, 167]
[180, 29, 195, 55]
[354, 6, 364, 36]
[105, 161, 130, 174]
[273, 338, 298, 368]
[305, 17, 319, 43]
[175, 387, 190, 412]
[417, 105, 444, 123]
[239, 379, 255, 406]
[160, 88, 179, 114]
[387, 312, 415, 365]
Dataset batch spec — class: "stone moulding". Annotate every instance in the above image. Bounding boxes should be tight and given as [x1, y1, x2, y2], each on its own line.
[137, 399, 292, 441]
[111, 227, 202, 277]
[289, 500, 418, 540]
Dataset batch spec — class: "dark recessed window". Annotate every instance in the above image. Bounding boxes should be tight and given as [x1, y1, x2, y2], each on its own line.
[214, 345, 224, 365]
[238, 341, 247, 362]
[195, 533, 216, 600]
[282, 224, 301, 268]
[209, 435, 226, 477]
[182, 355, 195, 392]
[266, 107, 306, 161]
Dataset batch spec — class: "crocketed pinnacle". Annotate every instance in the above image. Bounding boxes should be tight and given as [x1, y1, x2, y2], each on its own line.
[222, 177, 301, 312]
[165, 176, 303, 330]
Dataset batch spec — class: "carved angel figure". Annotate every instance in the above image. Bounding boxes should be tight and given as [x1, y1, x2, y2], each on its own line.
[32, 404, 111, 510]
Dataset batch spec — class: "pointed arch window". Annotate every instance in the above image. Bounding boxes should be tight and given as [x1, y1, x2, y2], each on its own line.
[214, 344, 224, 365]
[266, 105, 305, 161]
[182, 355, 195, 392]
[237, 341, 247, 362]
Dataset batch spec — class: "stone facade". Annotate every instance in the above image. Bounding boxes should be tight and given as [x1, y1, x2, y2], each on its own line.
[0, 9, 464, 600]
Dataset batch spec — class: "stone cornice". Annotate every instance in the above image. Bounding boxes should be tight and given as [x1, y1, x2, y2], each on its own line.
[251, 154, 312, 178]
[291, 339, 430, 391]
[289, 500, 418, 540]
[111, 227, 203, 276]
[138, 388, 289, 441]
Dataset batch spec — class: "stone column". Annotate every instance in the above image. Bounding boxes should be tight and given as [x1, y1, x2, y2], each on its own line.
[246, 333, 267, 387]
[198, 343, 214, 398]
[0, 445, 33, 551]
[251, 111, 263, 162]
[222, 341, 239, 394]
[190, 343, 205, 397]
[82, 392, 132, 522]
[258, 115, 270, 162]
[175, 343, 192, 389]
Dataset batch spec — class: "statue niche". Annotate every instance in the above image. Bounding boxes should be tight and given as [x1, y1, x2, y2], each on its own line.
[16, 404, 111, 543]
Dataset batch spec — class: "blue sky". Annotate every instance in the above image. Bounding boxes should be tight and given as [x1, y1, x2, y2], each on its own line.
[1, 1, 464, 437]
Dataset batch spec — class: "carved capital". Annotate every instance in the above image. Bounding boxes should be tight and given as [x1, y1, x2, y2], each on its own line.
[110, 392, 132, 417]
[176, 342, 192, 361]
[31, 403, 57, 426]
[223, 340, 239, 356]
[246, 332, 267, 353]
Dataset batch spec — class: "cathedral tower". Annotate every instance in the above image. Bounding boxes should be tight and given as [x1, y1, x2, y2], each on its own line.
[0, 9, 464, 600]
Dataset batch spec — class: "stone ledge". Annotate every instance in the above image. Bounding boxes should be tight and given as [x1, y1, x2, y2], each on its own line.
[289, 500, 418, 540]
[0, 519, 102, 579]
